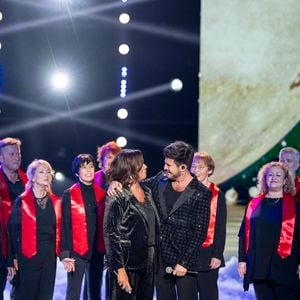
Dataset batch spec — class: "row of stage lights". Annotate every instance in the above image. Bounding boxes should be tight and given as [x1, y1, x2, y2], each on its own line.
[115, 0, 131, 148]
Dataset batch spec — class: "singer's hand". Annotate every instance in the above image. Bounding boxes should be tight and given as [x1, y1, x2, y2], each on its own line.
[210, 257, 221, 269]
[63, 258, 76, 273]
[117, 268, 132, 294]
[173, 264, 187, 277]
[7, 267, 16, 281]
[238, 262, 246, 278]
[107, 181, 123, 197]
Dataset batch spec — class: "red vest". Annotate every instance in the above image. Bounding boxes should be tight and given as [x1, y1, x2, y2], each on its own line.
[244, 193, 296, 259]
[21, 189, 61, 258]
[202, 182, 220, 247]
[69, 183, 105, 256]
[295, 176, 300, 200]
[0, 167, 27, 258]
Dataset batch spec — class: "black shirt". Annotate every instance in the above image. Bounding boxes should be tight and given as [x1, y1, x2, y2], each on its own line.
[3, 171, 24, 204]
[164, 181, 182, 214]
[136, 201, 156, 246]
[35, 196, 56, 244]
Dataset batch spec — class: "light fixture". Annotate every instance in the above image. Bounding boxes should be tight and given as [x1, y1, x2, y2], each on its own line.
[170, 78, 183, 92]
[117, 108, 128, 119]
[116, 136, 127, 147]
[118, 44, 130, 55]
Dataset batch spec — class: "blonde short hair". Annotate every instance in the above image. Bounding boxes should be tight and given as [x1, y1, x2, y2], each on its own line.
[25, 159, 53, 193]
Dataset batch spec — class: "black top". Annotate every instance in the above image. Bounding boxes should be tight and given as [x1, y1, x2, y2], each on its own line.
[239, 197, 300, 292]
[3, 171, 24, 204]
[136, 201, 156, 246]
[60, 182, 98, 260]
[35, 196, 56, 244]
[164, 181, 182, 214]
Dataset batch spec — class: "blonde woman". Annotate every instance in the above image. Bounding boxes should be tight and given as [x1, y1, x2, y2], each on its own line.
[238, 162, 300, 300]
[8, 159, 61, 300]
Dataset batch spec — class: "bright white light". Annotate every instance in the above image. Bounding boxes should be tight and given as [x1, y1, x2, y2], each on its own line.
[281, 140, 287, 147]
[170, 78, 183, 92]
[55, 171, 65, 181]
[122, 0, 128, 2]
[0, 12, 3, 21]
[51, 71, 70, 91]
[119, 13, 130, 24]
[117, 108, 128, 119]
[116, 136, 127, 147]
[120, 93, 126, 98]
[121, 67, 127, 72]
[0, 42, 2, 50]
[119, 44, 130, 55]
[121, 79, 127, 85]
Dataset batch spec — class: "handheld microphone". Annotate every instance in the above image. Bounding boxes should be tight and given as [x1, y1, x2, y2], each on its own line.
[165, 266, 198, 275]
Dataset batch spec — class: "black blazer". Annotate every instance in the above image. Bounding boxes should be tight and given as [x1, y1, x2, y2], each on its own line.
[144, 173, 211, 271]
[104, 185, 159, 273]
[198, 189, 227, 271]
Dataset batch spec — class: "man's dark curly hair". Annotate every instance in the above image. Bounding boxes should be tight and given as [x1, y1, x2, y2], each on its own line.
[163, 141, 194, 169]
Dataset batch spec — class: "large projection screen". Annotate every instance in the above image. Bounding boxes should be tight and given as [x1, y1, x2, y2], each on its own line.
[199, 0, 300, 184]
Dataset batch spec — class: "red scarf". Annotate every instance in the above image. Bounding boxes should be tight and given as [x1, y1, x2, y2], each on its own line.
[244, 193, 296, 259]
[70, 183, 105, 256]
[202, 182, 219, 247]
[0, 167, 27, 258]
[21, 189, 61, 258]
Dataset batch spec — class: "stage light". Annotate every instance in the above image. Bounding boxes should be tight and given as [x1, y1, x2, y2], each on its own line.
[117, 108, 128, 119]
[281, 140, 287, 147]
[0, 42, 2, 50]
[170, 78, 183, 92]
[55, 171, 65, 181]
[119, 44, 130, 55]
[51, 71, 70, 91]
[116, 136, 127, 147]
[122, 0, 128, 2]
[0, 12, 3, 22]
[119, 13, 130, 24]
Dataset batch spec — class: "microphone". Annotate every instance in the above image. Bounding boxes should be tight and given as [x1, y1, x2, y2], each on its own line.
[165, 266, 198, 275]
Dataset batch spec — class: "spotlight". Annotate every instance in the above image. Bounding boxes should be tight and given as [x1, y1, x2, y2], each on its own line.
[116, 136, 127, 147]
[51, 71, 70, 91]
[281, 140, 287, 147]
[170, 78, 183, 92]
[0, 42, 2, 50]
[117, 108, 128, 119]
[55, 171, 65, 181]
[119, 13, 130, 24]
[122, 0, 128, 2]
[0, 12, 3, 21]
[119, 44, 130, 55]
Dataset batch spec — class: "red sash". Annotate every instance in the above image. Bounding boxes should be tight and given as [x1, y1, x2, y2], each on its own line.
[202, 182, 219, 247]
[21, 189, 61, 258]
[295, 176, 300, 200]
[70, 183, 105, 256]
[0, 167, 27, 258]
[244, 193, 296, 259]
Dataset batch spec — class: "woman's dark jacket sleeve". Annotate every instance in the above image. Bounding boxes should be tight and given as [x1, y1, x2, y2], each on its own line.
[103, 193, 126, 271]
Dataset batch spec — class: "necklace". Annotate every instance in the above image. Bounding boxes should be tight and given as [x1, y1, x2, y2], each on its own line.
[35, 194, 48, 209]
[266, 198, 281, 205]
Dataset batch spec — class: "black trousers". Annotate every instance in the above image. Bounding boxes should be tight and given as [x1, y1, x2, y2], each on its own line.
[18, 242, 57, 300]
[253, 279, 299, 300]
[197, 268, 219, 300]
[108, 246, 155, 300]
[83, 251, 104, 300]
[155, 262, 198, 300]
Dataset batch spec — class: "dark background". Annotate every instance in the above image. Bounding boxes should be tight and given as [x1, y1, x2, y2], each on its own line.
[0, 0, 200, 193]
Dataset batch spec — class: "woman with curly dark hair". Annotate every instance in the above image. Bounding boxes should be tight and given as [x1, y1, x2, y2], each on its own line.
[238, 161, 300, 300]
[104, 149, 159, 300]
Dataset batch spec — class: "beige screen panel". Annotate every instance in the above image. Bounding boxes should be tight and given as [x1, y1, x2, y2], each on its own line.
[199, 0, 300, 183]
